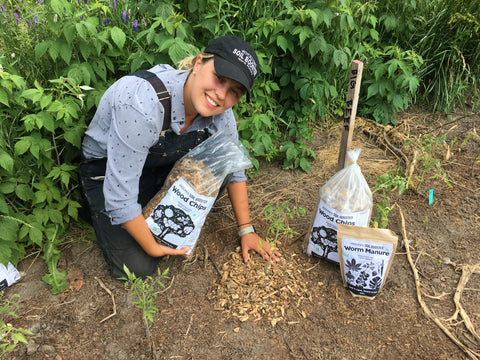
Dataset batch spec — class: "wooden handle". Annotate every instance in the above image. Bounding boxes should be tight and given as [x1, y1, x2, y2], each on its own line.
[337, 60, 363, 171]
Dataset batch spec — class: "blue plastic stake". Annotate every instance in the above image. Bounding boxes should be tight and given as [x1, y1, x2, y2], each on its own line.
[428, 189, 434, 205]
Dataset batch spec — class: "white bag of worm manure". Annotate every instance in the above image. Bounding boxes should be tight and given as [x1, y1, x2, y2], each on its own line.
[143, 131, 252, 255]
[337, 224, 398, 299]
[303, 148, 372, 263]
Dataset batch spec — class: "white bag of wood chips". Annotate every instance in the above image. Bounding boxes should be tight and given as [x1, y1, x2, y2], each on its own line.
[142, 131, 252, 255]
[337, 224, 398, 299]
[303, 148, 372, 263]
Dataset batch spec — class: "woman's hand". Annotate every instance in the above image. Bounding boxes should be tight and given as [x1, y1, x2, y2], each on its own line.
[122, 214, 190, 257]
[240, 232, 282, 264]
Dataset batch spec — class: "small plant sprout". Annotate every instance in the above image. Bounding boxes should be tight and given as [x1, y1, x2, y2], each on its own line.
[0, 292, 33, 358]
[262, 201, 305, 275]
[371, 170, 409, 228]
[120, 266, 170, 341]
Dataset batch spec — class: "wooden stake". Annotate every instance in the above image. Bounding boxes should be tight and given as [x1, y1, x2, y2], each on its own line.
[337, 60, 363, 172]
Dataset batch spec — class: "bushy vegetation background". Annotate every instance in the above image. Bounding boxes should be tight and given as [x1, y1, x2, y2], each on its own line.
[1, 0, 479, 293]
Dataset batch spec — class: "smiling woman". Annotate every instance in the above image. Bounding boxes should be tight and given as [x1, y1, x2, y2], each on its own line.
[78, 36, 282, 279]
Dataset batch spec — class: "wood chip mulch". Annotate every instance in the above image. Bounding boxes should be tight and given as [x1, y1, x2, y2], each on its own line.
[209, 246, 314, 327]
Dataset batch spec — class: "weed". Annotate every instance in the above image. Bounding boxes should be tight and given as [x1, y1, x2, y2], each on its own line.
[262, 200, 305, 275]
[406, 134, 452, 191]
[371, 170, 409, 228]
[0, 292, 32, 358]
[120, 266, 169, 341]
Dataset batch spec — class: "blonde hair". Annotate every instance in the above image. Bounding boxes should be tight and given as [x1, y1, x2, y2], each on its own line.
[177, 53, 214, 70]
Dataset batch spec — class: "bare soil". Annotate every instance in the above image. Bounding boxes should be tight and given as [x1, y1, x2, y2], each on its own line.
[5, 109, 480, 360]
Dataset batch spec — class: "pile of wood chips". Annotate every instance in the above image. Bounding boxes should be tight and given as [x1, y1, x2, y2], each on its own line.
[210, 246, 313, 327]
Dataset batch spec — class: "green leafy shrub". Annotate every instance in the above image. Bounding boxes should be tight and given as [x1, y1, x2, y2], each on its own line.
[359, 46, 423, 125]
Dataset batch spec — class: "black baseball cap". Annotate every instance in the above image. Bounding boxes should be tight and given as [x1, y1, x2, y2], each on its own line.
[204, 36, 259, 102]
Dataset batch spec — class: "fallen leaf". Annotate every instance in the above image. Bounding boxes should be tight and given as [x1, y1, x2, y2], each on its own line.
[68, 268, 84, 292]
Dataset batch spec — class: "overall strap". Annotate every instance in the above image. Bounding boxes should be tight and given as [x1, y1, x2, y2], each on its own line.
[130, 70, 171, 131]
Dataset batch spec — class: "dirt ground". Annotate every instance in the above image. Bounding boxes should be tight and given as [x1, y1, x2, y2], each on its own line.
[4, 109, 480, 360]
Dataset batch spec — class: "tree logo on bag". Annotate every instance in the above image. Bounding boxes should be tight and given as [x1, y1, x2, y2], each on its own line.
[310, 226, 337, 259]
[151, 204, 194, 240]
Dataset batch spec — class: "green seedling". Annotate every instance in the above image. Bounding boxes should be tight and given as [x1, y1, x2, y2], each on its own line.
[120, 266, 169, 341]
[371, 171, 409, 228]
[0, 292, 32, 358]
[262, 200, 306, 275]
[405, 134, 452, 191]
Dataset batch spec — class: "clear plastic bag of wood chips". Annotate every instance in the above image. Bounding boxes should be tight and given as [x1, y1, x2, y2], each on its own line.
[303, 148, 373, 263]
[143, 131, 252, 255]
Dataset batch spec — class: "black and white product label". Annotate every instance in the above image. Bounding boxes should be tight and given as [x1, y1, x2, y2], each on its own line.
[307, 200, 370, 262]
[0, 279, 7, 291]
[341, 236, 393, 297]
[145, 177, 216, 255]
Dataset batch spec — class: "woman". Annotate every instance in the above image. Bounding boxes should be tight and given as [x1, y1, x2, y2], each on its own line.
[79, 36, 281, 278]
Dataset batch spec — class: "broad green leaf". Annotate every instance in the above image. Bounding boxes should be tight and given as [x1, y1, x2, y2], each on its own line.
[48, 41, 60, 61]
[366, 83, 379, 99]
[59, 40, 72, 64]
[48, 208, 63, 224]
[387, 60, 399, 77]
[93, 59, 107, 81]
[15, 184, 34, 202]
[111, 26, 126, 49]
[40, 93, 53, 110]
[28, 224, 43, 247]
[0, 151, 14, 174]
[63, 22, 76, 44]
[0, 181, 15, 194]
[14, 139, 31, 156]
[0, 88, 8, 106]
[276, 35, 288, 52]
[76, 23, 87, 41]
[0, 218, 18, 242]
[0, 195, 9, 214]
[299, 157, 311, 173]
[333, 49, 348, 68]
[21, 88, 43, 102]
[50, 0, 65, 15]
[42, 269, 68, 295]
[35, 41, 50, 60]
[78, 41, 92, 61]
[11, 333, 29, 344]
[0, 242, 12, 265]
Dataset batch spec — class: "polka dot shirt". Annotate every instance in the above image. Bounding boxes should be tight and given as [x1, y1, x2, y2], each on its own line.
[82, 64, 246, 225]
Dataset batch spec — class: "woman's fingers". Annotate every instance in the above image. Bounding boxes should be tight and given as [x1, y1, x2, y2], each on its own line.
[241, 233, 281, 263]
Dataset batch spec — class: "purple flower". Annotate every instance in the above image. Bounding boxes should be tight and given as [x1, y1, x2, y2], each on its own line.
[35, 34, 37, 41]
[103, 18, 109, 26]
[112, 0, 116, 10]
[38, 0, 43, 5]
[131, 21, 138, 32]
[84, 0, 87, 3]
[34, 14, 37, 25]
[14, 12, 19, 24]
[1, 4, 5, 13]
[122, 10, 126, 23]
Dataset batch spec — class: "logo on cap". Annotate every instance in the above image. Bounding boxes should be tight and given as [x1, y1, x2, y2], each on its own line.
[233, 48, 258, 77]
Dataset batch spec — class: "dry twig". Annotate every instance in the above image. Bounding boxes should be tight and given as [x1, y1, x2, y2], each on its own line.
[94, 276, 117, 323]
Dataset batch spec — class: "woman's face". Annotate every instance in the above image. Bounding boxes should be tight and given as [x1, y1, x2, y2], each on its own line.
[186, 55, 246, 117]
